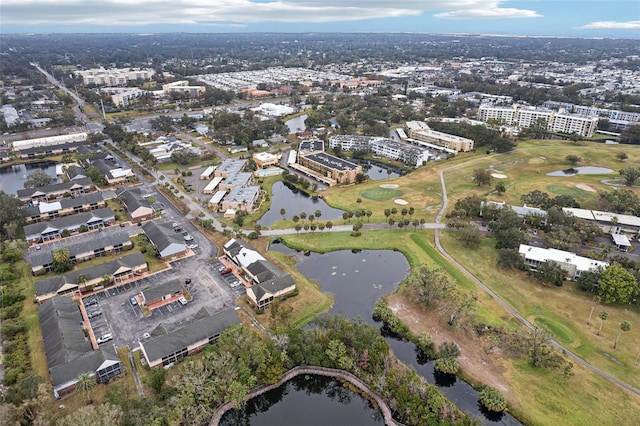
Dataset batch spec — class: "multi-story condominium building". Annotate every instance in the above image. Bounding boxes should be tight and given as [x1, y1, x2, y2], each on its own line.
[477, 105, 599, 137]
[23, 192, 106, 224]
[519, 244, 608, 280]
[17, 177, 94, 204]
[297, 151, 362, 184]
[543, 101, 640, 124]
[408, 128, 475, 152]
[23, 207, 115, 244]
[75, 68, 154, 86]
[162, 81, 206, 97]
[328, 135, 431, 166]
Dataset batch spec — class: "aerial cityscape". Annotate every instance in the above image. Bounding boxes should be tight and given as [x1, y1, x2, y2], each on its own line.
[1, 1, 640, 425]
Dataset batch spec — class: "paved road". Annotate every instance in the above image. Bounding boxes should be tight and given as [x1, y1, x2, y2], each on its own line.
[433, 157, 640, 397]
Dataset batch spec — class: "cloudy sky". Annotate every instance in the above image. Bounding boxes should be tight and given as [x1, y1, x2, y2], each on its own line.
[1, 0, 639, 37]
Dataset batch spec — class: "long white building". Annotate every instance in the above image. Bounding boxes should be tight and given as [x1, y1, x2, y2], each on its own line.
[329, 135, 431, 166]
[477, 105, 598, 137]
[519, 244, 608, 280]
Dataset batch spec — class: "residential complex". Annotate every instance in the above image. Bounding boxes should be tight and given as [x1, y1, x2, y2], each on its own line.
[519, 244, 609, 280]
[297, 151, 362, 185]
[477, 105, 599, 137]
[75, 67, 155, 86]
[329, 135, 432, 166]
[407, 127, 475, 153]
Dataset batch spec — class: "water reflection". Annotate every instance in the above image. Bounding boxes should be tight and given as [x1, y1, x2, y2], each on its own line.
[284, 114, 308, 134]
[0, 161, 59, 195]
[546, 166, 613, 176]
[257, 181, 343, 227]
[220, 374, 384, 426]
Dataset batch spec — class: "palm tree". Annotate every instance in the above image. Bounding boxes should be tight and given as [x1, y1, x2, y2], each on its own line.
[587, 296, 601, 325]
[614, 321, 631, 349]
[279, 208, 286, 220]
[325, 221, 333, 231]
[479, 386, 507, 412]
[53, 248, 70, 264]
[366, 210, 372, 222]
[598, 311, 608, 335]
[75, 371, 96, 404]
[78, 274, 89, 290]
[391, 207, 397, 219]
[300, 212, 307, 222]
[314, 209, 322, 220]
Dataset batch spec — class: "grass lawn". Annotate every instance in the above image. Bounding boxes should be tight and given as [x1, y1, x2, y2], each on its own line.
[439, 230, 640, 391]
[20, 261, 49, 381]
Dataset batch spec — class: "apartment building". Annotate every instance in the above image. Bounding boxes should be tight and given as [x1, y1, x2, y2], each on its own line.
[519, 244, 608, 280]
[328, 135, 431, 166]
[297, 151, 362, 184]
[23, 192, 105, 224]
[408, 128, 475, 152]
[162, 81, 206, 97]
[75, 68, 154, 86]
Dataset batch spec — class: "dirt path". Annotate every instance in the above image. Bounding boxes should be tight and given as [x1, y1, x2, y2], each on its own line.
[387, 295, 512, 397]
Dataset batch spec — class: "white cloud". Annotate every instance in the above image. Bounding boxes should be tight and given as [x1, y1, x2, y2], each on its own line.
[580, 20, 640, 30]
[435, 8, 542, 19]
[0, 0, 542, 27]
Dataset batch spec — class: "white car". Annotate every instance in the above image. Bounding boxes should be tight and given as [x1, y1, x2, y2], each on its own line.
[97, 333, 113, 344]
[172, 222, 180, 228]
[187, 243, 199, 249]
[184, 234, 194, 241]
[230, 280, 242, 288]
[178, 296, 188, 305]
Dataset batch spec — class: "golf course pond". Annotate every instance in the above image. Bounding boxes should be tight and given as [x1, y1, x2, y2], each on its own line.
[257, 244, 521, 425]
[546, 166, 613, 176]
[257, 181, 344, 227]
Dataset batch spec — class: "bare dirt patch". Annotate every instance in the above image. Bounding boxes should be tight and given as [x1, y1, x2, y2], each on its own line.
[575, 183, 596, 193]
[387, 294, 513, 398]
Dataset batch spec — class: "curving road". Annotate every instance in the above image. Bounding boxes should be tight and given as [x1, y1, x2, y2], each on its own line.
[434, 163, 640, 397]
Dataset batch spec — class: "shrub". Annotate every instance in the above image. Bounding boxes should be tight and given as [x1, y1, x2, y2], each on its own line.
[435, 357, 460, 375]
[479, 386, 507, 412]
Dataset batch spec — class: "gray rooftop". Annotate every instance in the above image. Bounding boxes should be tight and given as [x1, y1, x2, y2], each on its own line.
[302, 152, 360, 171]
[49, 348, 120, 389]
[221, 172, 252, 188]
[24, 192, 105, 217]
[225, 185, 260, 205]
[217, 158, 247, 175]
[17, 177, 93, 199]
[141, 221, 186, 256]
[117, 187, 151, 212]
[27, 231, 130, 269]
[24, 207, 115, 237]
[142, 279, 183, 302]
[35, 251, 145, 297]
[141, 307, 240, 363]
[251, 274, 296, 302]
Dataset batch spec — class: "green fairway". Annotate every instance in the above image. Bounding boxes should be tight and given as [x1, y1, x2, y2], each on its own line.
[360, 187, 403, 201]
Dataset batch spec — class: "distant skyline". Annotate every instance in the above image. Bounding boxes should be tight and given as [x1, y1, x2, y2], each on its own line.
[2, 0, 639, 38]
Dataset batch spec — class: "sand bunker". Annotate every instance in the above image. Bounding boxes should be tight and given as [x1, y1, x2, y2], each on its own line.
[576, 183, 596, 193]
[491, 173, 507, 179]
[394, 198, 409, 205]
[380, 183, 399, 189]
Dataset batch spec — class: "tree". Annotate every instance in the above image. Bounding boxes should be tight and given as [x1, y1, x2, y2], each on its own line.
[23, 170, 55, 189]
[619, 167, 640, 186]
[366, 210, 372, 222]
[53, 248, 70, 264]
[613, 321, 631, 349]
[408, 265, 454, 306]
[598, 311, 608, 335]
[435, 357, 459, 375]
[75, 372, 96, 404]
[314, 209, 322, 220]
[292, 215, 299, 224]
[146, 367, 167, 394]
[597, 263, 639, 304]
[279, 208, 286, 220]
[534, 261, 566, 286]
[616, 152, 628, 161]
[565, 154, 582, 166]
[457, 225, 482, 248]
[587, 296, 602, 326]
[57, 403, 124, 426]
[294, 224, 302, 233]
[472, 169, 492, 187]
[497, 248, 523, 269]
[479, 386, 507, 412]
[325, 221, 333, 231]
[495, 181, 506, 194]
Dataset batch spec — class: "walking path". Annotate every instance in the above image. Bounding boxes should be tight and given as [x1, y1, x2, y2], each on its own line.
[128, 348, 145, 398]
[433, 158, 640, 397]
[209, 366, 404, 426]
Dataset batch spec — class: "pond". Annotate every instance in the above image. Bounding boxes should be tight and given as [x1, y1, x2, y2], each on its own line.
[546, 166, 613, 176]
[0, 161, 59, 195]
[284, 114, 308, 134]
[219, 374, 384, 426]
[257, 181, 344, 227]
[269, 245, 520, 425]
[366, 166, 401, 181]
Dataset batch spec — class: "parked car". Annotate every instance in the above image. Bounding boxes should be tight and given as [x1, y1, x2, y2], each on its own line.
[119, 223, 126, 228]
[130, 297, 138, 306]
[187, 243, 199, 249]
[172, 222, 180, 228]
[178, 296, 188, 305]
[230, 280, 241, 288]
[220, 267, 233, 275]
[217, 265, 227, 272]
[185, 278, 192, 285]
[85, 298, 98, 307]
[184, 234, 194, 241]
[87, 310, 102, 319]
[97, 333, 113, 344]
[174, 227, 183, 233]
[141, 332, 151, 340]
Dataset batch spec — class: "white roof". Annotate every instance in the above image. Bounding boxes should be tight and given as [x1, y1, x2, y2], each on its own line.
[519, 244, 608, 272]
[110, 168, 132, 179]
[204, 176, 224, 192]
[287, 150, 297, 164]
[208, 190, 226, 204]
[563, 207, 640, 227]
[611, 233, 631, 246]
[236, 246, 265, 269]
[253, 152, 279, 161]
[562, 207, 595, 220]
[200, 166, 216, 177]
[39, 201, 62, 213]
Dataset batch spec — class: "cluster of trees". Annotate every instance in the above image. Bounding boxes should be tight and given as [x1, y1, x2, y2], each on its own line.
[0, 191, 25, 240]
[24, 316, 478, 426]
[23, 170, 56, 189]
[577, 262, 640, 305]
[427, 121, 516, 153]
[102, 123, 158, 167]
[209, 109, 287, 148]
[0, 244, 42, 420]
[620, 125, 640, 145]
[598, 188, 640, 215]
[520, 189, 580, 210]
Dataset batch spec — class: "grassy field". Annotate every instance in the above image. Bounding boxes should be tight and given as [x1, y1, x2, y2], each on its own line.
[440, 230, 640, 390]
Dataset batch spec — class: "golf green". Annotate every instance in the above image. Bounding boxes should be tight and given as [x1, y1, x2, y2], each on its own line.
[360, 187, 403, 201]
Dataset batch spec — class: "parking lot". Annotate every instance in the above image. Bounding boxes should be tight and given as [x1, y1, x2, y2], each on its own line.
[81, 253, 237, 350]
[209, 258, 247, 298]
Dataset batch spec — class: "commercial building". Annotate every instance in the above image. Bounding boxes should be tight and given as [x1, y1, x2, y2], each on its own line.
[518, 244, 608, 280]
[24, 207, 115, 245]
[35, 252, 147, 302]
[214, 159, 247, 178]
[117, 187, 154, 223]
[252, 152, 281, 168]
[140, 307, 240, 368]
[39, 296, 122, 398]
[23, 192, 105, 224]
[11, 133, 88, 151]
[200, 166, 216, 180]
[562, 207, 640, 235]
[28, 231, 132, 275]
[221, 185, 261, 213]
[223, 239, 295, 309]
[141, 221, 188, 260]
[17, 177, 94, 204]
